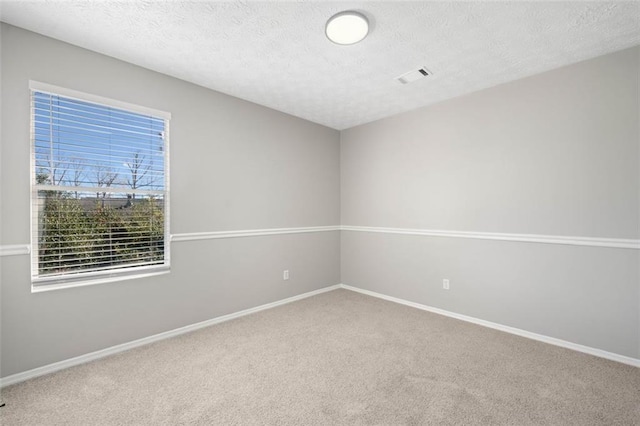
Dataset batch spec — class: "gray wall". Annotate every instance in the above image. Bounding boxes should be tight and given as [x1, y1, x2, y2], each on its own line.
[0, 24, 341, 377]
[341, 46, 640, 359]
[1, 23, 638, 379]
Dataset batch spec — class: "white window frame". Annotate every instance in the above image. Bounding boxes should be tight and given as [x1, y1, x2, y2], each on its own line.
[29, 81, 171, 292]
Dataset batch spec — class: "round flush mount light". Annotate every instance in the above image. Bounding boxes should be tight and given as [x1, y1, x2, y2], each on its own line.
[325, 11, 369, 45]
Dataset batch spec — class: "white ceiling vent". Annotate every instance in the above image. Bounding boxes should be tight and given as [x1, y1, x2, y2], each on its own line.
[396, 67, 431, 84]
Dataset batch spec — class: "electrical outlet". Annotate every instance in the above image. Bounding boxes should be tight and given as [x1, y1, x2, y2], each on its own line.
[443, 279, 450, 290]
[283, 270, 290, 280]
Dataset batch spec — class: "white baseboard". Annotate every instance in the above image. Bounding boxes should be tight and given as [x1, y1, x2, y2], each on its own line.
[339, 284, 640, 368]
[0, 284, 341, 388]
[3, 282, 636, 387]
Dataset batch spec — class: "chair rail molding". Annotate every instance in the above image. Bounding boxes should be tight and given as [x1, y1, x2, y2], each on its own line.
[171, 226, 340, 242]
[0, 244, 31, 256]
[340, 225, 640, 250]
[3, 225, 637, 255]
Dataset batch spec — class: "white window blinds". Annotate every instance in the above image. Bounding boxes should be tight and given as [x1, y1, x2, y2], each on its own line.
[31, 84, 170, 286]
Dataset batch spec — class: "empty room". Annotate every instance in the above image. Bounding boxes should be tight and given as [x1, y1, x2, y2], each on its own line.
[0, 1, 639, 424]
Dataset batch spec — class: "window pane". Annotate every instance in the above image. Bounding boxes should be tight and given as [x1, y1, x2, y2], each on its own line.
[32, 88, 169, 284]
[36, 190, 165, 277]
[33, 92, 165, 191]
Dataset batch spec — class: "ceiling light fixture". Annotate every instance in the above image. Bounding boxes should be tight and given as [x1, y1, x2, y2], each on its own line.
[325, 11, 369, 45]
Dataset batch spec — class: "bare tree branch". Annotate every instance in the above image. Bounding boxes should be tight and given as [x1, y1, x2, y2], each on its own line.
[94, 163, 118, 201]
[38, 154, 68, 186]
[124, 151, 154, 199]
[125, 151, 153, 200]
[68, 157, 86, 198]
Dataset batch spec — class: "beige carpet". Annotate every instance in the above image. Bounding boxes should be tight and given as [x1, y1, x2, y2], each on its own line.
[1, 288, 639, 425]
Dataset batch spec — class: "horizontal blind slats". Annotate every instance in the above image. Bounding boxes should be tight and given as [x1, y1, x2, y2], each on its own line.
[34, 138, 163, 160]
[35, 186, 164, 195]
[33, 103, 165, 133]
[33, 120, 165, 143]
[40, 254, 164, 267]
[33, 93, 165, 125]
[33, 129, 164, 150]
[32, 89, 168, 283]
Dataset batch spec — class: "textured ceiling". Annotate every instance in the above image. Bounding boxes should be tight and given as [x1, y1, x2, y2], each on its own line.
[1, 1, 639, 130]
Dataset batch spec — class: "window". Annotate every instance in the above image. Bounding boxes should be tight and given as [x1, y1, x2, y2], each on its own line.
[30, 82, 170, 290]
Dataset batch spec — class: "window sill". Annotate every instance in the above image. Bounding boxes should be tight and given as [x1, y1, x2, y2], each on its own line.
[31, 269, 170, 293]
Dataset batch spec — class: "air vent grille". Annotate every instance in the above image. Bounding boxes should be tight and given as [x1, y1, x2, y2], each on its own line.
[396, 67, 431, 84]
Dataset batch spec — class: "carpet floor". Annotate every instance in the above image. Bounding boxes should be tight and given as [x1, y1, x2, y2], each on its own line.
[1, 288, 639, 425]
